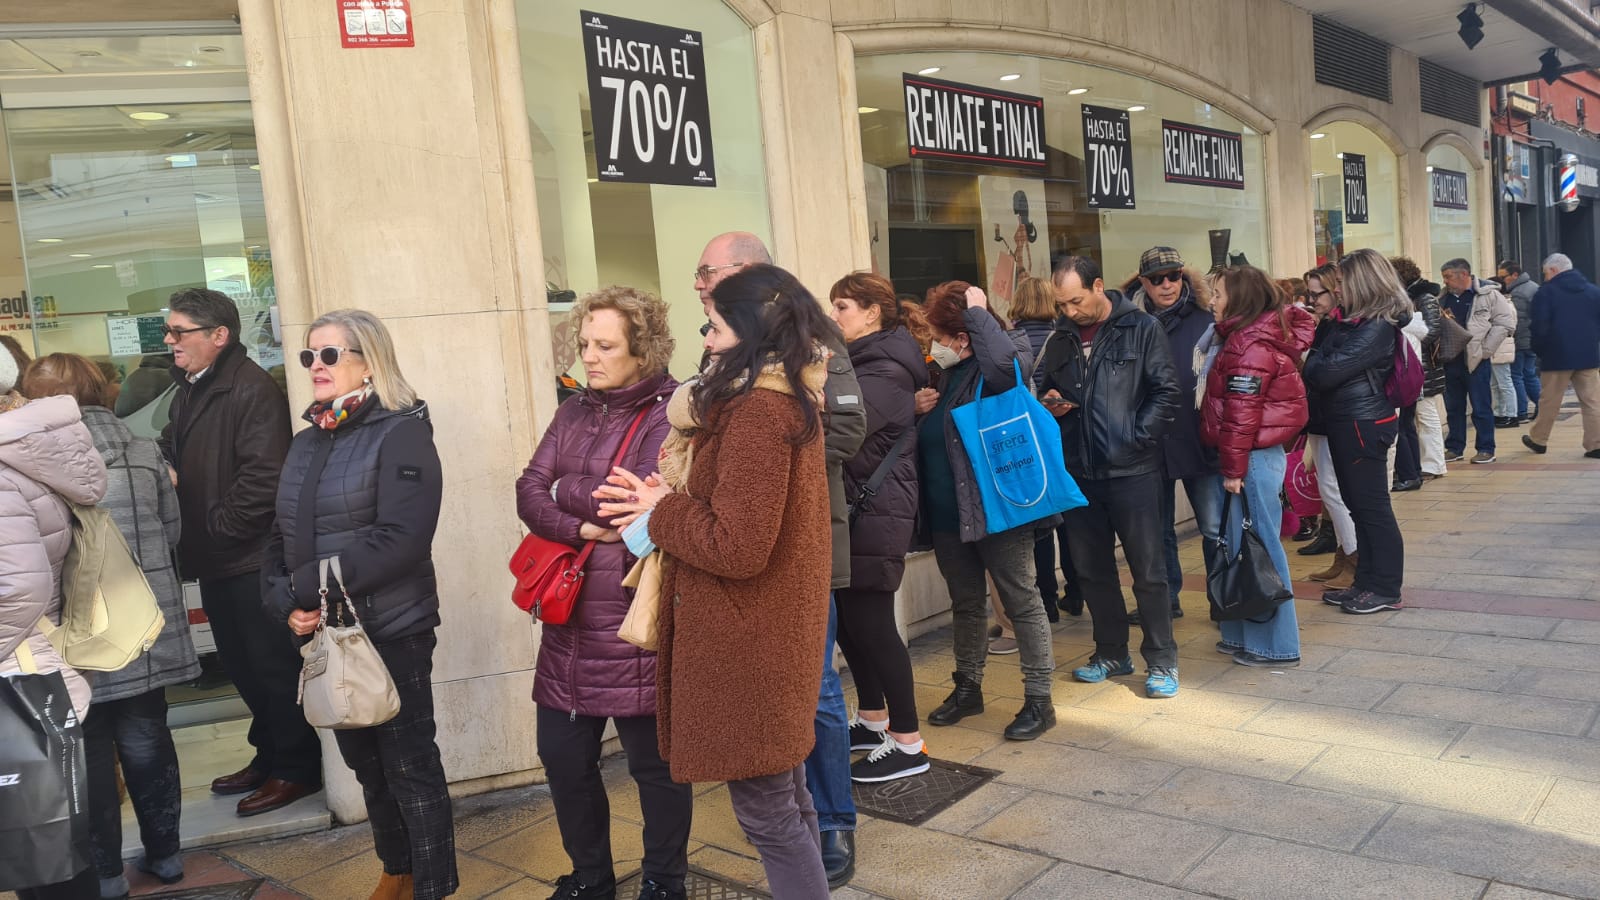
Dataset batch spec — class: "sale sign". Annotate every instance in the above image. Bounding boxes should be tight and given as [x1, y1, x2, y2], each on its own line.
[1343, 153, 1369, 224]
[1081, 104, 1135, 210]
[581, 11, 717, 188]
[338, 0, 413, 49]
[901, 74, 1046, 170]
[1161, 120, 1244, 190]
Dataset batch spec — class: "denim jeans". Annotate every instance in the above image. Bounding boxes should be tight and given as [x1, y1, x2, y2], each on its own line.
[1212, 447, 1301, 660]
[1512, 350, 1541, 417]
[1443, 360, 1495, 454]
[84, 690, 182, 880]
[803, 594, 855, 833]
[1160, 477, 1222, 606]
[1491, 363, 1516, 418]
[932, 528, 1056, 697]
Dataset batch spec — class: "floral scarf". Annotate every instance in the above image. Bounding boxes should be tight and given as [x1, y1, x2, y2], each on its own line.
[309, 387, 371, 431]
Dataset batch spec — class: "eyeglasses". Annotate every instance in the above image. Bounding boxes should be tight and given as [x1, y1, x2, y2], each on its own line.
[1307, 289, 1331, 301]
[1145, 271, 1184, 285]
[693, 263, 742, 283]
[699, 322, 712, 337]
[160, 323, 212, 338]
[298, 346, 364, 368]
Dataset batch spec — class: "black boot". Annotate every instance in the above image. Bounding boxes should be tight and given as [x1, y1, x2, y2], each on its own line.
[927, 672, 984, 725]
[1003, 696, 1057, 741]
[1292, 516, 1319, 541]
[820, 829, 855, 889]
[1297, 520, 1335, 556]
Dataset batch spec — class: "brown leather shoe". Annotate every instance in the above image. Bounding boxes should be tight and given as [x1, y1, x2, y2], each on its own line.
[236, 778, 321, 817]
[210, 765, 269, 796]
[1324, 551, 1359, 591]
[370, 872, 413, 900]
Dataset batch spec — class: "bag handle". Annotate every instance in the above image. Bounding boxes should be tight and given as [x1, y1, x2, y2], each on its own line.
[851, 427, 916, 525]
[13, 637, 38, 674]
[969, 357, 1028, 403]
[319, 556, 355, 628]
[570, 405, 654, 564]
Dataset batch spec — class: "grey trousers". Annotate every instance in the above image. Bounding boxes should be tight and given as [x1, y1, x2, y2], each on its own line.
[932, 528, 1057, 698]
[726, 764, 828, 900]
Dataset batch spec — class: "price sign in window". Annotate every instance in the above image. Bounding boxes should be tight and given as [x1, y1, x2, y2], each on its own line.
[581, 10, 718, 187]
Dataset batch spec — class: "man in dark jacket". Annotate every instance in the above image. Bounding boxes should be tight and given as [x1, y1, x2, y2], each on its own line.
[158, 288, 319, 816]
[1498, 260, 1542, 422]
[1523, 254, 1600, 457]
[1395, 261, 1447, 481]
[1039, 256, 1183, 698]
[693, 233, 866, 887]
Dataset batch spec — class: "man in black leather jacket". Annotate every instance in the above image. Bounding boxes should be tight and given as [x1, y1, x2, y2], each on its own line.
[1038, 256, 1184, 698]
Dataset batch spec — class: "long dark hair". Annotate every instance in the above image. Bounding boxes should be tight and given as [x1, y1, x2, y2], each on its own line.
[1220, 266, 1290, 340]
[695, 264, 837, 445]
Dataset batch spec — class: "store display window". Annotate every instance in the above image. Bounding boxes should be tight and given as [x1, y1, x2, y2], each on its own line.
[1309, 121, 1400, 264]
[1426, 143, 1477, 272]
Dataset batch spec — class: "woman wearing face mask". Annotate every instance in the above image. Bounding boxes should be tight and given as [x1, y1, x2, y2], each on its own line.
[912, 282, 1057, 742]
[262, 310, 455, 900]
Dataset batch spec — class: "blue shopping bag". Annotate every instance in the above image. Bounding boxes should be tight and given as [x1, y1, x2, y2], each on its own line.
[950, 358, 1087, 537]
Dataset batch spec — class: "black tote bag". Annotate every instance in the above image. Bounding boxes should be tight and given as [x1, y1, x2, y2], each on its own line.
[0, 656, 90, 891]
[1205, 488, 1294, 622]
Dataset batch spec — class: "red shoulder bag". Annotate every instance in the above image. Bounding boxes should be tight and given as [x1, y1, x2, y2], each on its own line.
[510, 407, 651, 623]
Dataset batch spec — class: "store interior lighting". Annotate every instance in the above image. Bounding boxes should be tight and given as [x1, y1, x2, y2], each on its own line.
[999, 73, 1021, 81]
[1310, 132, 1326, 139]
[1067, 87, 1088, 95]
[917, 66, 941, 75]
[1457, 4, 1484, 50]
[1127, 105, 1146, 112]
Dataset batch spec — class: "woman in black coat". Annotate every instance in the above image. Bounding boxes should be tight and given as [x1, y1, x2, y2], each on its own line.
[828, 272, 931, 783]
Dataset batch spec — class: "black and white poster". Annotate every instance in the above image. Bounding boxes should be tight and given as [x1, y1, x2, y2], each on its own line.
[581, 11, 716, 187]
[902, 74, 1047, 170]
[1082, 104, 1135, 209]
[1343, 153, 1369, 224]
[1430, 167, 1469, 210]
[1161, 120, 1245, 190]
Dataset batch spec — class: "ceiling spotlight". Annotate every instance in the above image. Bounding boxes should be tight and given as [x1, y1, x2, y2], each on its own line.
[199, 45, 224, 53]
[128, 111, 170, 121]
[1310, 132, 1327, 139]
[1426, 165, 1435, 172]
[1336, 152, 1345, 159]
[999, 74, 1021, 82]
[1541, 48, 1562, 84]
[1127, 105, 1146, 112]
[36, 237, 63, 243]
[69, 253, 92, 258]
[857, 106, 879, 114]
[91, 264, 112, 269]
[1068, 87, 1089, 95]
[1458, 4, 1484, 50]
[918, 66, 941, 75]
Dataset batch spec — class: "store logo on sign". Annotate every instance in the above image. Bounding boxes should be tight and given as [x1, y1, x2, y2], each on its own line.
[680, 33, 699, 46]
[693, 170, 713, 183]
[585, 15, 607, 29]
[604, 164, 623, 176]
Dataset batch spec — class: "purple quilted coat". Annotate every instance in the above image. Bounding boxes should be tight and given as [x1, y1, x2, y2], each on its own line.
[516, 372, 676, 719]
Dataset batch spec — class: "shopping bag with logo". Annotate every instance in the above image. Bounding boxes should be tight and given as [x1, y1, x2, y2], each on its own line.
[1205, 488, 1294, 622]
[949, 358, 1087, 536]
[297, 557, 400, 730]
[1283, 434, 1321, 519]
[0, 642, 90, 891]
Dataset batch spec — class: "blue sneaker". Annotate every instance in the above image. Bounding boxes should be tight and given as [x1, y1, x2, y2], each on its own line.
[1072, 655, 1134, 683]
[1145, 666, 1179, 698]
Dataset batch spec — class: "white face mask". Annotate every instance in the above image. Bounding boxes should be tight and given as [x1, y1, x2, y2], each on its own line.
[929, 338, 963, 369]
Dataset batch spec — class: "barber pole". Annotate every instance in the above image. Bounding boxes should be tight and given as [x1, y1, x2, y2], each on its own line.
[1559, 153, 1580, 212]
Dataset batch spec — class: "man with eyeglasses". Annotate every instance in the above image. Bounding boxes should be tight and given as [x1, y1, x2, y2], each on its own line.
[691, 232, 867, 888]
[159, 288, 322, 817]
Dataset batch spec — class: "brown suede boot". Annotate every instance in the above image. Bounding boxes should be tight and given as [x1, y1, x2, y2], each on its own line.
[1308, 548, 1348, 583]
[370, 873, 413, 900]
[1323, 551, 1358, 590]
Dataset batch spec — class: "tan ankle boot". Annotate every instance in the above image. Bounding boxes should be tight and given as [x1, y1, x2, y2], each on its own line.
[1308, 548, 1348, 582]
[1323, 551, 1358, 590]
[370, 873, 413, 900]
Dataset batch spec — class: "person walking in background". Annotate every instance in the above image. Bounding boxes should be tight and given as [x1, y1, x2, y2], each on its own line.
[597, 265, 837, 899]
[1499, 260, 1542, 424]
[22, 355, 200, 899]
[516, 288, 689, 900]
[1392, 258, 1447, 482]
[1038, 256, 1182, 698]
[1124, 247, 1220, 625]
[1438, 260, 1516, 465]
[913, 281, 1059, 739]
[827, 273, 930, 784]
[263, 310, 456, 900]
[1523, 254, 1600, 458]
[1299, 264, 1360, 591]
[1304, 250, 1409, 614]
[1199, 269, 1314, 665]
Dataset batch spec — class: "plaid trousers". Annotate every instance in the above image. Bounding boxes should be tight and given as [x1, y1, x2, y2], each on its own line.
[333, 631, 458, 900]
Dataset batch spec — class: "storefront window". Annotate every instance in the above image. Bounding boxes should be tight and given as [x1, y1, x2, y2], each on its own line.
[1426, 144, 1477, 272]
[1309, 122, 1400, 264]
[517, 0, 771, 379]
[855, 52, 1269, 306]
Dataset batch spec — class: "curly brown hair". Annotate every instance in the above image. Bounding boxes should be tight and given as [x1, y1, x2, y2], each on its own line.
[572, 285, 675, 376]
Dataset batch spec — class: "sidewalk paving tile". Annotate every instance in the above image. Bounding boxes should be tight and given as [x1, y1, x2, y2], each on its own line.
[1547, 618, 1600, 645]
[1203, 666, 1397, 710]
[971, 740, 1179, 805]
[1447, 724, 1600, 782]
[1293, 621, 1456, 655]
[920, 781, 1030, 836]
[1239, 700, 1467, 758]
[1099, 718, 1326, 781]
[1435, 632, 1600, 673]
[1032, 705, 1147, 751]
[1383, 608, 1559, 639]
[287, 850, 522, 899]
[686, 846, 766, 892]
[1293, 745, 1549, 821]
[1363, 804, 1600, 898]
[1181, 832, 1486, 899]
[1074, 681, 1273, 728]
[1503, 665, 1600, 703]
[217, 824, 374, 882]
[1481, 886, 1581, 900]
[1533, 777, 1600, 837]
[1132, 768, 1393, 851]
[969, 793, 1226, 884]
[1320, 647, 1517, 691]
[1375, 682, 1599, 736]
[1012, 862, 1210, 899]
[848, 817, 1051, 899]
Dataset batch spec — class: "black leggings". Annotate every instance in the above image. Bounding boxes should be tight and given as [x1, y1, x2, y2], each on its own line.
[835, 588, 920, 734]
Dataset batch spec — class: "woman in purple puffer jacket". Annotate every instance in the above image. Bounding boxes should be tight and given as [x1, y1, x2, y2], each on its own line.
[515, 286, 686, 900]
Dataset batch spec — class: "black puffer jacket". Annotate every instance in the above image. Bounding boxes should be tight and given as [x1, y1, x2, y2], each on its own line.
[1406, 279, 1446, 398]
[1037, 292, 1181, 481]
[843, 327, 927, 593]
[262, 398, 442, 644]
[1303, 314, 1400, 428]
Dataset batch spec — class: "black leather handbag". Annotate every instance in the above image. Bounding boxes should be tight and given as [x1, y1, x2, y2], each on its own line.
[1205, 488, 1294, 622]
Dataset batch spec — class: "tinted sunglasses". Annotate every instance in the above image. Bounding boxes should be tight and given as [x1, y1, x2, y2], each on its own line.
[298, 346, 363, 368]
[1145, 271, 1184, 284]
[160, 323, 212, 338]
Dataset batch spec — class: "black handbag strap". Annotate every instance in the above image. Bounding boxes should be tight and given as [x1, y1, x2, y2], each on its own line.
[851, 426, 915, 524]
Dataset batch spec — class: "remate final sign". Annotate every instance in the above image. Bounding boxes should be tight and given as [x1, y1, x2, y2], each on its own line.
[1161, 120, 1245, 190]
[902, 74, 1046, 170]
[1430, 167, 1469, 210]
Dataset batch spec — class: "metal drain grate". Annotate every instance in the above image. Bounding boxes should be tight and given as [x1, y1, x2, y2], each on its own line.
[617, 867, 770, 899]
[144, 881, 263, 899]
[852, 758, 1000, 827]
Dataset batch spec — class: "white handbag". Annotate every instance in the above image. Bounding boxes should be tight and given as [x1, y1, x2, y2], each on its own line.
[297, 557, 400, 729]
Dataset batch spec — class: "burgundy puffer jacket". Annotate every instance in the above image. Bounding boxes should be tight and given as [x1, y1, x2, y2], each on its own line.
[516, 372, 676, 719]
[1200, 306, 1315, 479]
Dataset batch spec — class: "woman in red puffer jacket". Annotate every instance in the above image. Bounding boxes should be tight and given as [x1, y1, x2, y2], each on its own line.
[1199, 266, 1315, 667]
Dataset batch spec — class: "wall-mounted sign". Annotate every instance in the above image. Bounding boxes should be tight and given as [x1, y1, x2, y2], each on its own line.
[1081, 104, 1135, 210]
[107, 313, 172, 357]
[1507, 92, 1539, 118]
[338, 0, 413, 49]
[1161, 120, 1244, 190]
[1343, 153, 1369, 224]
[902, 74, 1046, 170]
[1430, 167, 1469, 210]
[581, 11, 716, 187]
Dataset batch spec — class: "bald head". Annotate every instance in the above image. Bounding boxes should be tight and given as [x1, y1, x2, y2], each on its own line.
[696, 231, 772, 308]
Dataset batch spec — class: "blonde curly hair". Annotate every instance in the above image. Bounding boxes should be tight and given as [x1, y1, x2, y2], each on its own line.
[572, 285, 676, 376]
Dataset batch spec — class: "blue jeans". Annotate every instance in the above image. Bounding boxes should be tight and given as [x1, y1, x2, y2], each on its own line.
[803, 594, 854, 833]
[1443, 359, 1495, 454]
[1213, 446, 1301, 660]
[1161, 476, 1223, 606]
[1512, 350, 1541, 417]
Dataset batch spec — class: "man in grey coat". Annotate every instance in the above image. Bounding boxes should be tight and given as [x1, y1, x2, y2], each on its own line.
[1498, 259, 1542, 422]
